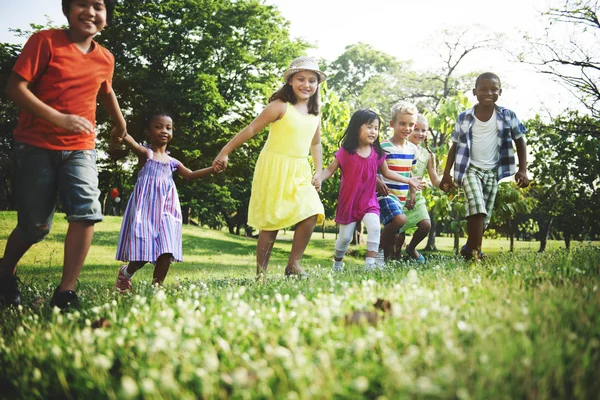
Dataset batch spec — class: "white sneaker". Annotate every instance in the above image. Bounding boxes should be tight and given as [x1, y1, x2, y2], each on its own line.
[364, 262, 376, 272]
[375, 249, 385, 269]
[332, 260, 344, 272]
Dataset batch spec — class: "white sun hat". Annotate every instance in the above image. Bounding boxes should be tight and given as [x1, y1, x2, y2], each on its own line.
[283, 56, 327, 83]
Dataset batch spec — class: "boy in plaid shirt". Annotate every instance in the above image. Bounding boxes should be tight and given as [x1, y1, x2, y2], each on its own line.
[440, 72, 529, 260]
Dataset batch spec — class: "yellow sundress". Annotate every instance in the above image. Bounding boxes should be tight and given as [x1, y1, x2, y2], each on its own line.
[247, 102, 325, 231]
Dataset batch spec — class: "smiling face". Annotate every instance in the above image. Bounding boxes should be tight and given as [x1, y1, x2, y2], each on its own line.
[390, 112, 418, 141]
[288, 70, 319, 101]
[147, 115, 173, 146]
[410, 117, 429, 145]
[64, 0, 108, 40]
[358, 118, 380, 146]
[473, 77, 502, 107]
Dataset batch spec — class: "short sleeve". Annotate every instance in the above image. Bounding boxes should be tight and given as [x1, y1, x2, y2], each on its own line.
[12, 32, 51, 83]
[99, 49, 114, 95]
[508, 110, 526, 140]
[377, 151, 386, 166]
[169, 157, 180, 172]
[335, 148, 346, 167]
[451, 116, 462, 143]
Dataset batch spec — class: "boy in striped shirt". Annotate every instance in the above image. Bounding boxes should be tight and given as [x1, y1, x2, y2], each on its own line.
[375, 101, 422, 263]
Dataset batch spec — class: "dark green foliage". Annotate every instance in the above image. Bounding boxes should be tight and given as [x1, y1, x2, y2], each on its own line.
[526, 112, 600, 247]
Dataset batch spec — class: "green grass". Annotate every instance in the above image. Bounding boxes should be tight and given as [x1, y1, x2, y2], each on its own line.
[0, 211, 599, 399]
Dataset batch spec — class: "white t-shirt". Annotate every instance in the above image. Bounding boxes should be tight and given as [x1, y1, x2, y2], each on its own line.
[471, 110, 499, 170]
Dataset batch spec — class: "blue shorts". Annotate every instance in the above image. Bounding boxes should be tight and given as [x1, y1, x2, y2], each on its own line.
[378, 196, 404, 226]
[13, 141, 103, 243]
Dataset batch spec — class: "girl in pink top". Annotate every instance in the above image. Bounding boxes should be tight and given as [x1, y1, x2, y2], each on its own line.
[313, 110, 422, 271]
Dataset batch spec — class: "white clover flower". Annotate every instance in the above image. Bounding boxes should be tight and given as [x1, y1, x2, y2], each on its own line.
[231, 368, 249, 387]
[457, 321, 469, 331]
[407, 269, 419, 283]
[352, 376, 369, 393]
[141, 378, 156, 394]
[204, 353, 220, 372]
[120, 376, 138, 398]
[94, 354, 112, 370]
[155, 290, 166, 302]
[274, 346, 292, 359]
[32, 368, 41, 382]
[514, 322, 528, 332]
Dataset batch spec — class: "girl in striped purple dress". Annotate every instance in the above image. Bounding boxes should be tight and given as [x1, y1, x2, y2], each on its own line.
[113, 113, 214, 291]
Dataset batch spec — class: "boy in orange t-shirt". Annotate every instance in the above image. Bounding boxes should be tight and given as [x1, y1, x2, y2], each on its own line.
[0, 0, 127, 309]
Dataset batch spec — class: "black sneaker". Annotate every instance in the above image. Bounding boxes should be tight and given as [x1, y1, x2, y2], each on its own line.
[50, 288, 79, 310]
[0, 273, 22, 307]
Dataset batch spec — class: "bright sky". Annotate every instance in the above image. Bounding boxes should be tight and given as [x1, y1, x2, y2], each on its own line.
[0, 0, 584, 119]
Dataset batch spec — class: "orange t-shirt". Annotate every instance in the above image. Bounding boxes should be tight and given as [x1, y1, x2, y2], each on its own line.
[12, 29, 114, 150]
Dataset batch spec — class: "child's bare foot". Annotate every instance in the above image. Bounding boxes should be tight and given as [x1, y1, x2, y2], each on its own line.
[284, 265, 308, 277]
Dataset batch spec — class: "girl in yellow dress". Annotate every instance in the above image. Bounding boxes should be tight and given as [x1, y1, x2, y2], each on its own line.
[213, 57, 326, 277]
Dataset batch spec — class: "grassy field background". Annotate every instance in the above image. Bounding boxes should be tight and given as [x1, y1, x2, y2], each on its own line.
[0, 211, 592, 286]
[0, 211, 599, 399]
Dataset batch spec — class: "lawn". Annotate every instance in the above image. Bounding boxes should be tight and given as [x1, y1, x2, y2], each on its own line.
[0, 211, 599, 399]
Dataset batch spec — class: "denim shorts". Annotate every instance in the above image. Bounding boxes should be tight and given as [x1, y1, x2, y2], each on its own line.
[13, 141, 103, 243]
[378, 196, 404, 226]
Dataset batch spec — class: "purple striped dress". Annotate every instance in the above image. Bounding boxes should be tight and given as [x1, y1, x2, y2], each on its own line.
[116, 148, 183, 263]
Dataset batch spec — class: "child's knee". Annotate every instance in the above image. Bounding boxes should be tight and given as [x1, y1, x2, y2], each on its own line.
[419, 219, 431, 231]
[18, 223, 51, 244]
[393, 214, 406, 227]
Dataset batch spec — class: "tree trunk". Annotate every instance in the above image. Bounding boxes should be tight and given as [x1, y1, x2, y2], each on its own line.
[564, 232, 571, 250]
[424, 215, 438, 251]
[510, 233, 515, 252]
[538, 216, 553, 253]
[322, 221, 325, 239]
[351, 221, 363, 245]
[182, 206, 191, 225]
[101, 192, 108, 215]
[453, 229, 460, 254]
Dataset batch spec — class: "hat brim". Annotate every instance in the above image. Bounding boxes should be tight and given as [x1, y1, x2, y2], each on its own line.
[283, 68, 327, 83]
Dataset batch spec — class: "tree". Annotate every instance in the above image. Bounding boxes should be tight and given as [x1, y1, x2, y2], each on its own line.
[92, 0, 309, 230]
[326, 42, 406, 107]
[523, 0, 600, 117]
[319, 84, 351, 239]
[491, 182, 535, 252]
[526, 111, 600, 250]
[0, 43, 21, 210]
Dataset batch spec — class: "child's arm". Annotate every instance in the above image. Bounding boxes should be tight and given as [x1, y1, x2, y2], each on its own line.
[120, 134, 149, 159]
[514, 137, 529, 188]
[379, 162, 423, 190]
[311, 158, 340, 190]
[440, 142, 456, 192]
[309, 122, 324, 190]
[6, 72, 94, 134]
[213, 100, 285, 171]
[405, 186, 417, 210]
[376, 176, 389, 197]
[98, 90, 127, 142]
[177, 164, 216, 180]
[427, 152, 442, 188]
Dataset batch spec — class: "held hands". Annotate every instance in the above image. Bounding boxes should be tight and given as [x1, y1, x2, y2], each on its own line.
[57, 114, 94, 134]
[515, 170, 530, 188]
[212, 154, 228, 173]
[405, 198, 416, 210]
[440, 173, 454, 193]
[110, 126, 127, 144]
[311, 171, 323, 191]
[408, 177, 423, 191]
[375, 178, 389, 197]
